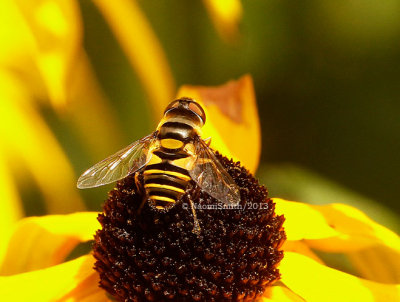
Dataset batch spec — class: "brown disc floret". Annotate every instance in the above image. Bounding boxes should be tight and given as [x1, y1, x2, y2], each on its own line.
[93, 153, 286, 302]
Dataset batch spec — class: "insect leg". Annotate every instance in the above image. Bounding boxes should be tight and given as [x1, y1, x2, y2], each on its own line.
[135, 172, 147, 215]
[190, 181, 202, 201]
[188, 198, 201, 235]
[136, 197, 147, 215]
[134, 173, 144, 193]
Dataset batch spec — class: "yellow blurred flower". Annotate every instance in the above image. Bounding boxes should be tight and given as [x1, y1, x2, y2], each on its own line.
[0, 0, 177, 259]
[0, 0, 244, 237]
[203, 0, 243, 43]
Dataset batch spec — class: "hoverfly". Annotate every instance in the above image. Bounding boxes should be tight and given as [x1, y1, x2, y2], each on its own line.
[77, 97, 240, 234]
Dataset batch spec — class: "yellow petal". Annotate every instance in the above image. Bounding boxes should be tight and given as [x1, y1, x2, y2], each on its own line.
[15, 0, 83, 108]
[282, 240, 324, 265]
[313, 203, 400, 252]
[203, 0, 242, 43]
[0, 152, 24, 265]
[274, 198, 400, 252]
[93, 0, 175, 120]
[0, 72, 85, 213]
[1, 212, 99, 275]
[348, 244, 400, 284]
[275, 198, 400, 283]
[0, 2, 35, 66]
[274, 198, 340, 241]
[280, 251, 400, 302]
[0, 255, 110, 301]
[316, 203, 400, 283]
[68, 51, 125, 158]
[177, 75, 261, 173]
[262, 283, 305, 302]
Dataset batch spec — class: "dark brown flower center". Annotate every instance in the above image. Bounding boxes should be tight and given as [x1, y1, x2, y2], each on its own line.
[93, 153, 285, 302]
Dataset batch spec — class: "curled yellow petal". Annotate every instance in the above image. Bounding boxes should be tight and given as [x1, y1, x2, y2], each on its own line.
[315, 203, 400, 283]
[313, 203, 400, 252]
[0, 255, 110, 301]
[274, 198, 340, 241]
[203, 0, 242, 42]
[15, 0, 83, 108]
[1, 212, 99, 275]
[177, 75, 261, 173]
[275, 198, 400, 284]
[274, 198, 400, 252]
[280, 252, 400, 302]
[93, 0, 175, 119]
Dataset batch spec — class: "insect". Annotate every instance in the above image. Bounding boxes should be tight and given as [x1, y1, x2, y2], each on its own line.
[77, 97, 240, 234]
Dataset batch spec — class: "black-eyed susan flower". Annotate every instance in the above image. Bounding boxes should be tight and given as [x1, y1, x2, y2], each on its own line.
[1, 2, 399, 301]
[1, 199, 399, 301]
[1, 78, 399, 302]
[93, 152, 285, 301]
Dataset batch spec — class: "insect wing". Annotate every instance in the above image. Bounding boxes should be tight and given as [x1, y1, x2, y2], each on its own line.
[77, 134, 156, 188]
[187, 139, 241, 206]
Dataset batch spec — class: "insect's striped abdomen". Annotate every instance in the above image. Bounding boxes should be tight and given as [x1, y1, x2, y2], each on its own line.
[142, 103, 201, 210]
[143, 161, 191, 210]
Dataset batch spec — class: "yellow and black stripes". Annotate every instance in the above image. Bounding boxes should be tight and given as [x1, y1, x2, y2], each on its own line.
[158, 121, 196, 143]
[143, 162, 191, 210]
[142, 98, 205, 210]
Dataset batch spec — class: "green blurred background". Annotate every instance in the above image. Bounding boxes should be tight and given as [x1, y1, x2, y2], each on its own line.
[38, 0, 400, 231]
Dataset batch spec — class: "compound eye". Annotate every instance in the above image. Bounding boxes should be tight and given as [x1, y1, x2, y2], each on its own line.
[188, 101, 206, 123]
[165, 100, 180, 113]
